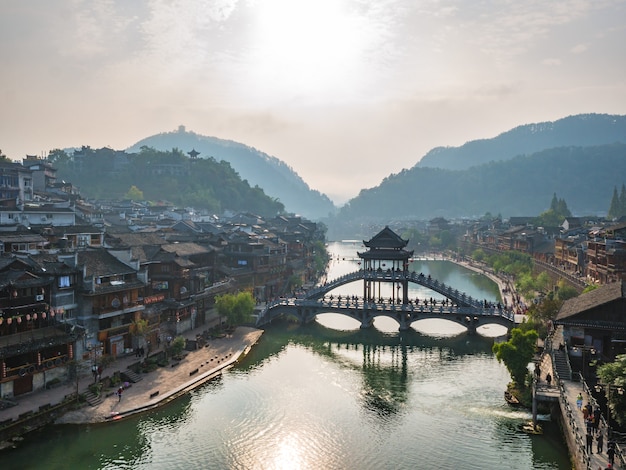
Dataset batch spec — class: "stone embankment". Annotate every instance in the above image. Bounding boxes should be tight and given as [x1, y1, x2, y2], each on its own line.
[57, 326, 263, 424]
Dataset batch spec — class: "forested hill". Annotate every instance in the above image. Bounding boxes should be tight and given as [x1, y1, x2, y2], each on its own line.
[331, 143, 626, 229]
[49, 146, 284, 217]
[127, 127, 335, 220]
[417, 114, 626, 170]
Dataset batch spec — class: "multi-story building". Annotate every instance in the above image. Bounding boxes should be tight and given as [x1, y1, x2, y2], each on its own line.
[76, 249, 146, 357]
[0, 257, 77, 397]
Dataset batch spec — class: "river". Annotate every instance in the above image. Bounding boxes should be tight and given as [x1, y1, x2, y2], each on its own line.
[4, 241, 570, 469]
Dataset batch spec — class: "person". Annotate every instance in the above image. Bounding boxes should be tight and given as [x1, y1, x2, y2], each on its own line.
[607, 443, 615, 465]
[593, 407, 601, 432]
[117, 386, 123, 402]
[597, 432, 604, 454]
[586, 432, 594, 454]
[576, 393, 583, 410]
[546, 373, 552, 386]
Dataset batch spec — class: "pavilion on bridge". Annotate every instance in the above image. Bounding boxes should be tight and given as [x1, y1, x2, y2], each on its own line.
[358, 226, 413, 305]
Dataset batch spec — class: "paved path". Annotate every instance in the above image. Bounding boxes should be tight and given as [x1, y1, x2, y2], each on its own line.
[547, 326, 618, 469]
[1, 326, 263, 426]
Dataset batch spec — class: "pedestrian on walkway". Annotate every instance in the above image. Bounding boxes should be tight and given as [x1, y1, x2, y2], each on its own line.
[586, 432, 594, 454]
[576, 393, 583, 410]
[117, 386, 123, 402]
[607, 442, 615, 465]
[597, 432, 604, 454]
[546, 373, 552, 386]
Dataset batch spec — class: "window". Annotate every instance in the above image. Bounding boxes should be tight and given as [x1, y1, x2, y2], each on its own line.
[58, 276, 71, 288]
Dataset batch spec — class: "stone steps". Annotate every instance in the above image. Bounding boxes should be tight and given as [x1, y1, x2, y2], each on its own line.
[121, 369, 143, 383]
[553, 349, 571, 381]
[84, 390, 103, 407]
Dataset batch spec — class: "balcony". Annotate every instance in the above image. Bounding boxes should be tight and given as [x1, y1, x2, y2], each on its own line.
[0, 324, 77, 360]
[92, 302, 145, 319]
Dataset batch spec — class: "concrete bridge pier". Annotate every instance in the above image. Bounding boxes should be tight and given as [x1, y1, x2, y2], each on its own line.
[464, 316, 480, 335]
[398, 313, 412, 331]
[359, 314, 374, 329]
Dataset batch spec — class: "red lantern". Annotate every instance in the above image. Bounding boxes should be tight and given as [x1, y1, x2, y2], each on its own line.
[7, 318, 12, 325]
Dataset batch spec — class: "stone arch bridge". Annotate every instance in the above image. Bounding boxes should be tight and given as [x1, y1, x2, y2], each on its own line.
[256, 270, 516, 333]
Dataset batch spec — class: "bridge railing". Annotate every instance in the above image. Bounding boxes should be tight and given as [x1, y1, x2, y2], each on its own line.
[306, 270, 489, 310]
[257, 295, 515, 325]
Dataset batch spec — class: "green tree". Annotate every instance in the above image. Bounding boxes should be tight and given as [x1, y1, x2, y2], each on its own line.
[608, 186, 621, 219]
[596, 355, 626, 427]
[556, 281, 578, 301]
[493, 328, 539, 387]
[125, 185, 144, 200]
[215, 292, 255, 327]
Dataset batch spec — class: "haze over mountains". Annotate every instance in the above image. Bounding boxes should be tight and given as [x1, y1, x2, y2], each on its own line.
[54, 113, 625, 236]
[324, 113, 626, 236]
[416, 114, 626, 170]
[127, 127, 335, 221]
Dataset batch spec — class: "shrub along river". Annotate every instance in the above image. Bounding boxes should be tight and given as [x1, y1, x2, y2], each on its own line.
[4, 242, 570, 469]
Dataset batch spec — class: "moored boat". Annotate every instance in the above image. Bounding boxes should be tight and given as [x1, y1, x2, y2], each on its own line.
[504, 390, 521, 407]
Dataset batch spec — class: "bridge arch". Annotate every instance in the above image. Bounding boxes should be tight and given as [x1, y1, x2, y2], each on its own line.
[257, 227, 513, 333]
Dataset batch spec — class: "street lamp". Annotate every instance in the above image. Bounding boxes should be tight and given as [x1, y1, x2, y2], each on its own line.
[594, 383, 625, 438]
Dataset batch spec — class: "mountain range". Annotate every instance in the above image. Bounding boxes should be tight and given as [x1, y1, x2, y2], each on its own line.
[416, 113, 626, 170]
[127, 126, 335, 220]
[321, 113, 626, 238]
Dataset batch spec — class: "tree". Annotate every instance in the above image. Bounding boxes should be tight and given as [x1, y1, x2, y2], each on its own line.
[556, 281, 578, 301]
[129, 318, 149, 349]
[596, 355, 626, 427]
[608, 186, 621, 220]
[125, 185, 144, 201]
[215, 292, 255, 328]
[493, 328, 538, 387]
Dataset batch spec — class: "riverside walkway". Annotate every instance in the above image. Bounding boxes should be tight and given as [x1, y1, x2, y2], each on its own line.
[546, 326, 621, 470]
[0, 326, 263, 436]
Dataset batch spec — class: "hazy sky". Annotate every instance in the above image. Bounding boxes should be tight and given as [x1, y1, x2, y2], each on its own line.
[1, 1, 625, 204]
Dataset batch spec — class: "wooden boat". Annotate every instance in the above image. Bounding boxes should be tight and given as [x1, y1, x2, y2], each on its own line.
[504, 390, 521, 407]
[519, 421, 543, 435]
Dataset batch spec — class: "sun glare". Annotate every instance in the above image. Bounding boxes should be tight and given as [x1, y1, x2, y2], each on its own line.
[246, 0, 369, 102]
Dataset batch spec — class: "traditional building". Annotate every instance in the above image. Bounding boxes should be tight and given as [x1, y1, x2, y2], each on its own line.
[0, 257, 77, 397]
[554, 281, 626, 380]
[358, 226, 413, 305]
[77, 250, 146, 357]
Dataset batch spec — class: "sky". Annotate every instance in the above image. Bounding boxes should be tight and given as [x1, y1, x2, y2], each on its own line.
[1, 1, 625, 205]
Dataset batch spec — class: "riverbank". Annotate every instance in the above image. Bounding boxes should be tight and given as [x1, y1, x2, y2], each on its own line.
[56, 326, 263, 425]
[0, 325, 263, 446]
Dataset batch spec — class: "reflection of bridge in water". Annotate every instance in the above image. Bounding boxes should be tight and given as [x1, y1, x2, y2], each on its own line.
[256, 269, 515, 333]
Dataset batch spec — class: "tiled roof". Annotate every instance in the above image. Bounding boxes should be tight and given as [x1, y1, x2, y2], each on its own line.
[555, 281, 625, 321]
[77, 249, 136, 276]
[160, 242, 208, 257]
[363, 226, 408, 249]
[108, 233, 168, 247]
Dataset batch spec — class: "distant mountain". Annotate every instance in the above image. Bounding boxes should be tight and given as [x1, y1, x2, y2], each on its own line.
[127, 127, 336, 220]
[327, 143, 626, 239]
[50, 146, 284, 217]
[417, 114, 626, 170]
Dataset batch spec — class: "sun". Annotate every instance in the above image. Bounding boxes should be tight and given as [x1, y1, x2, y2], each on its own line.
[244, 0, 370, 103]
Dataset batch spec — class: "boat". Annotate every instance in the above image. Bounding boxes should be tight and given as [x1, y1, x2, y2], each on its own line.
[519, 421, 543, 435]
[504, 390, 521, 407]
